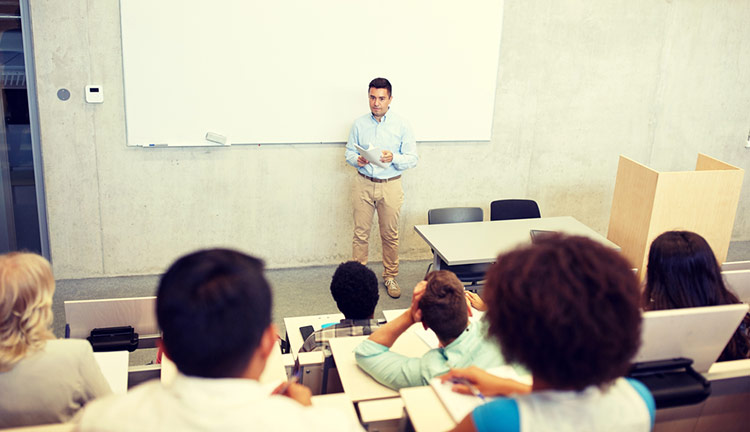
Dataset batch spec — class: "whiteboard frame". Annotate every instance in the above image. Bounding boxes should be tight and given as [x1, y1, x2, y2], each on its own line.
[118, 0, 505, 147]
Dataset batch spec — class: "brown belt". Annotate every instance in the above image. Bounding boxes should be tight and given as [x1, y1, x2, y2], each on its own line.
[359, 172, 401, 183]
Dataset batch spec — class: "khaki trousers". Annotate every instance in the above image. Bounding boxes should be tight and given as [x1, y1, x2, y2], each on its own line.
[352, 173, 404, 279]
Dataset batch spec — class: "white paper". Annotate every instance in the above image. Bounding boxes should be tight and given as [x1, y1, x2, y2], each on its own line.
[354, 143, 390, 169]
[430, 366, 533, 423]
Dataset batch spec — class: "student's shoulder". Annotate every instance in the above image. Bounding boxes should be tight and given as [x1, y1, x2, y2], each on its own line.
[46, 338, 92, 353]
[78, 381, 164, 428]
[41, 338, 96, 365]
[472, 398, 520, 432]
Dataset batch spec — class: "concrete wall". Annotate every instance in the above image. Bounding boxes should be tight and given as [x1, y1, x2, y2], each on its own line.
[28, 0, 750, 279]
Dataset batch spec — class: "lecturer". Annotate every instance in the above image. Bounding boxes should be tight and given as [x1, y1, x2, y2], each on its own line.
[345, 77, 418, 299]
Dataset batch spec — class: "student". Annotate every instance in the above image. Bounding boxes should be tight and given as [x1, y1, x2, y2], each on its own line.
[354, 270, 508, 390]
[78, 249, 362, 431]
[0, 252, 111, 428]
[643, 230, 750, 361]
[442, 235, 655, 432]
[300, 261, 382, 355]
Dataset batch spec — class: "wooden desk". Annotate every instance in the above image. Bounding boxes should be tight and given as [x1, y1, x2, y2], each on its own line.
[414, 216, 620, 268]
[329, 334, 430, 403]
[359, 397, 405, 432]
[284, 313, 345, 358]
[400, 386, 456, 432]
[310, 393, 361, 427]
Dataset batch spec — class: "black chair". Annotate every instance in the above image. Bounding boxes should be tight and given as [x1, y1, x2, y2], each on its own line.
[489, 199, 541, 221]
[425, 207, 487, 288]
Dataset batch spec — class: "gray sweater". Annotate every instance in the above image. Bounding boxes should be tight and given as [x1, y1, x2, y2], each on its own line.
[0, 339, 111, 428]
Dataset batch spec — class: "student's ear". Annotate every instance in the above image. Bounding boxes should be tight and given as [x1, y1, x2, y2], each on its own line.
[258, 324, 279, 361]
[157, 337, 169, 363]
[466, 301, 473, 318]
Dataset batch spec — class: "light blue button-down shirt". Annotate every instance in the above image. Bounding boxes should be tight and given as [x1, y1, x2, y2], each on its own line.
[345, 110, 418, 179]
[353, 320, 507, 390]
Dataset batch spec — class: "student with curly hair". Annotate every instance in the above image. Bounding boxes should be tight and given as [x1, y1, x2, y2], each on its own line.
[643, 230, 750, 361]
[442, 235, 655, 432]
[300, 261, 382, 355]
[0, 252, 110, 428]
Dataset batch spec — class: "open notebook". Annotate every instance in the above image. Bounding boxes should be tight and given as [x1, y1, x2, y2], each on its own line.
[430, 366, 533, 423]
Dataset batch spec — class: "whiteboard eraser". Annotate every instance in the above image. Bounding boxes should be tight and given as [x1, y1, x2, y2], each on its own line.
[85, 85, 104, 103]
[205, 132, 228, 145]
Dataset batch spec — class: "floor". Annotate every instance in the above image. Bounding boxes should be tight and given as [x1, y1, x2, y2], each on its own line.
[52, 240, 750, 366]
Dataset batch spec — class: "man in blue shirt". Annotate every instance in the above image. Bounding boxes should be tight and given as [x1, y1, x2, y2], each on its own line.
[345, 78, 419, 298]
[353, 271, 508, 390]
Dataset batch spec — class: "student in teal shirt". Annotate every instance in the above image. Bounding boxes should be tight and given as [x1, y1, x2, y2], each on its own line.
[441, 235, 655, 432]
[354, 271, 511, 390]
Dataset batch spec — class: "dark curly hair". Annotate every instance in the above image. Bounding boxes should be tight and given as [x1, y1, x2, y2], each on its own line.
[484, 234, 641, 391]
[419, 270, 468, 343]
[330, 261, 379, 319]
[644, 230, 750, 361]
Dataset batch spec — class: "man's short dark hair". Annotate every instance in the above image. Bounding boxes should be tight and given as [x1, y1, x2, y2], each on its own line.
[157, 248, 272, 379]
[419, 271, 468, 343]
[330, 261, 379, 319]
[484, 235, 641, 391]
[369, 77, 392, 97]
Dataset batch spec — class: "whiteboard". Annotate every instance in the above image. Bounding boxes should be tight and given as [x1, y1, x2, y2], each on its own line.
[119, 0, 504, 147]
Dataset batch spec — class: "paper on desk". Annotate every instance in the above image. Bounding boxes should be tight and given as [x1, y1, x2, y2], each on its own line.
[430, 366, 533, 423]
[354, 143, 390, 169]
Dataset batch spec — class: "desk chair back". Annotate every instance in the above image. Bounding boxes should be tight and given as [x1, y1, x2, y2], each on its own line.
[64, 297, 159, 340]
[636, 304, 749, 373]
[489, 199, 541, 221]
[722, 261, 750, 272]
[428, 207, 484, 225]
[723, 270, 750, 304]
[426, 207, 487, 287]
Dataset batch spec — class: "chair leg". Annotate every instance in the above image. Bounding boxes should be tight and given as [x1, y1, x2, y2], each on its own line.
[424, 262, 432, 278]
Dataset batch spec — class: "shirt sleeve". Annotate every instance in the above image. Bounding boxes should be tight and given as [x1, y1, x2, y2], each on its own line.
[391, 120, 418, 171]
[300, 331, 321, 353]
[472, 398, 520, 432]
[353, 339, 427, 390]
[626, 378, 656, 428]
[345, 123, 361, 168]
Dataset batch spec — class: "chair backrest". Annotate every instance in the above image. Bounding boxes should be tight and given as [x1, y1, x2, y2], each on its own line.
[489, 199, 541, 221]
[635, 304, 749, 373]
[723, 269, 750, 303]
[428, 207, 483, 225]
[64, 296, 158, 339]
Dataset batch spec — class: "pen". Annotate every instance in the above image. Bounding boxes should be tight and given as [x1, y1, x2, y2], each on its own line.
[274, 357, 301, 395]
[451, 377, 486, 402]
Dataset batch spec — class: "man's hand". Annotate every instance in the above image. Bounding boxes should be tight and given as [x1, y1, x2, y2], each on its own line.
[380, 150, 393, 163]
[409, 280, 427, 323]
[273, 382, 312, 406]
[439, 366, 531, 397]
[357, 155, 369, 167]
[367, 280, 427, 348]
[465, 291, 487, 311]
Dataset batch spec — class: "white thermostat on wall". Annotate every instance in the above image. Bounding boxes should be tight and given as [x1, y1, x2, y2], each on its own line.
[85, 85, 104, 103]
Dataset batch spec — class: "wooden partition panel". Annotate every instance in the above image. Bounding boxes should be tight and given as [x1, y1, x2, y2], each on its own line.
[607, 154, 743, 277]
[607, 156, 659, 273]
